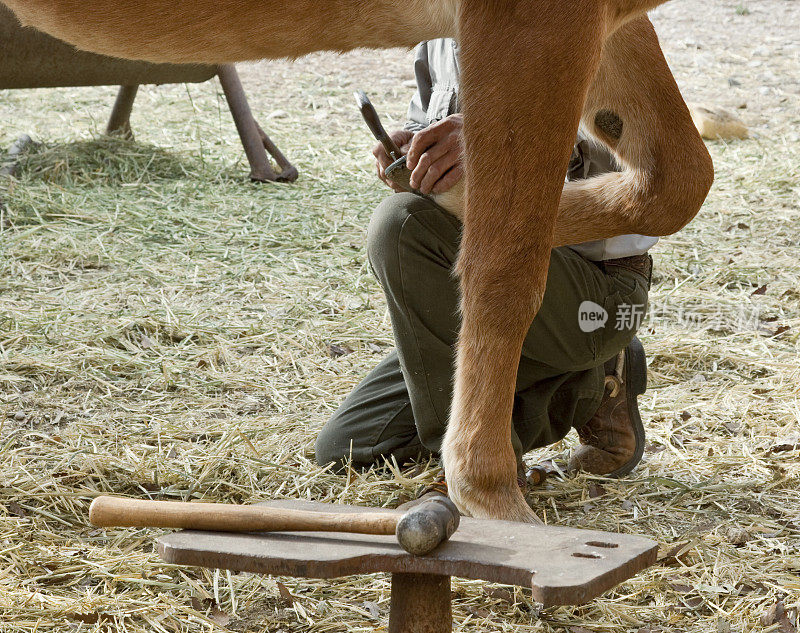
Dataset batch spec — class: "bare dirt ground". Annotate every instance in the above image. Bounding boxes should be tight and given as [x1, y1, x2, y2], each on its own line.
[0, 1, 798, 632]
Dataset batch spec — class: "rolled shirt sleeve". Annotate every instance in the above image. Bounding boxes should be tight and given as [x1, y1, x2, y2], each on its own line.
[404, 42, 432, 133]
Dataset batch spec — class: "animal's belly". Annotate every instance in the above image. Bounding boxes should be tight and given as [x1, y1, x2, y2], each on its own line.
[3, 0, 458, 63]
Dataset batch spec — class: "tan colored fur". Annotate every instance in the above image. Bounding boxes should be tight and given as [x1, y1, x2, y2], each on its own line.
[431, 179, 465, 218]
[2, 0, 457, 62]
[689, 105, 748, 140]
[1, 0, 713, 522]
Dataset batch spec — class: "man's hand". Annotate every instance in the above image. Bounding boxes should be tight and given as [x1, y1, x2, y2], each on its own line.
[373, 130, 414, 192]
[406, 114, 464, 195]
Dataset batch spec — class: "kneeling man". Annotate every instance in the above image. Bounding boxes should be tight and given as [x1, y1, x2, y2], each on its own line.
[317, 39, 654, 501]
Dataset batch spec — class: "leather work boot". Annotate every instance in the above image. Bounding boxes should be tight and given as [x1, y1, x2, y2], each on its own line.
[397, 463, 532, 511]
[568, 337, 647, 478]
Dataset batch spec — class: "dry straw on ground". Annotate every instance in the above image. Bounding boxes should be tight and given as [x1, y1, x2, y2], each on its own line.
[1, 1, 799, 631]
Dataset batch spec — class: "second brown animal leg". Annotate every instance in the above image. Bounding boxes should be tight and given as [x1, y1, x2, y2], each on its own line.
[444, 9, 713, 522]
[441, 1, 608, 522]
[553, 15, 714, 246]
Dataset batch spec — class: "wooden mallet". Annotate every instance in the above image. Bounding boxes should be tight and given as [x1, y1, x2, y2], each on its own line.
[89, 495, 460, 556]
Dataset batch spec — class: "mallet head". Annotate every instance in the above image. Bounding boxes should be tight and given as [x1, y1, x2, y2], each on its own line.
[395, 496, 460, 556]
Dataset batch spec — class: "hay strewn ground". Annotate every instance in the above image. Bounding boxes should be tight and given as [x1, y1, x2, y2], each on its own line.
[1, 1, 798, 631]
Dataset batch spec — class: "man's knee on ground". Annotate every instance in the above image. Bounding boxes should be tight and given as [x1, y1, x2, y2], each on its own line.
[314, 425, 353, 469]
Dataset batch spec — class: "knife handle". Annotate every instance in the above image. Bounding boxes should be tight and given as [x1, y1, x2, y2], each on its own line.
[355, 90, 403, 160]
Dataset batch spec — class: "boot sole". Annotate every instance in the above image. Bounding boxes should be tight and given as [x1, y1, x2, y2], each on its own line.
[604, 336, 647, 479]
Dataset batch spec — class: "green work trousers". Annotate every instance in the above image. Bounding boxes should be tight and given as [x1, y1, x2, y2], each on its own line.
[315, 193, 650, 468]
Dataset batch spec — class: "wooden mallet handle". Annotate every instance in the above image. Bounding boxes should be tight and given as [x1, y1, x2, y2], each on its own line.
[89, 495, 398, 535]
[354, 90, 403, 160]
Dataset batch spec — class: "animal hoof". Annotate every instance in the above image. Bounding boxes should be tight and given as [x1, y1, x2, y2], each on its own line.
[449, 476, 541, 523]
[442, 449, 541, 523]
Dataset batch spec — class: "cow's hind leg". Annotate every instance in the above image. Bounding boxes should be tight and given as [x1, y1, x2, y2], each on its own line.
[441, 1, 608, 522]
[552, 15, 714, 246]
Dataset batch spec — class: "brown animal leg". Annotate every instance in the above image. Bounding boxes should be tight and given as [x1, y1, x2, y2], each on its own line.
[444, 9, 713, 521]
[553, 15, 714, 245]
[441, 1, 609, 522]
